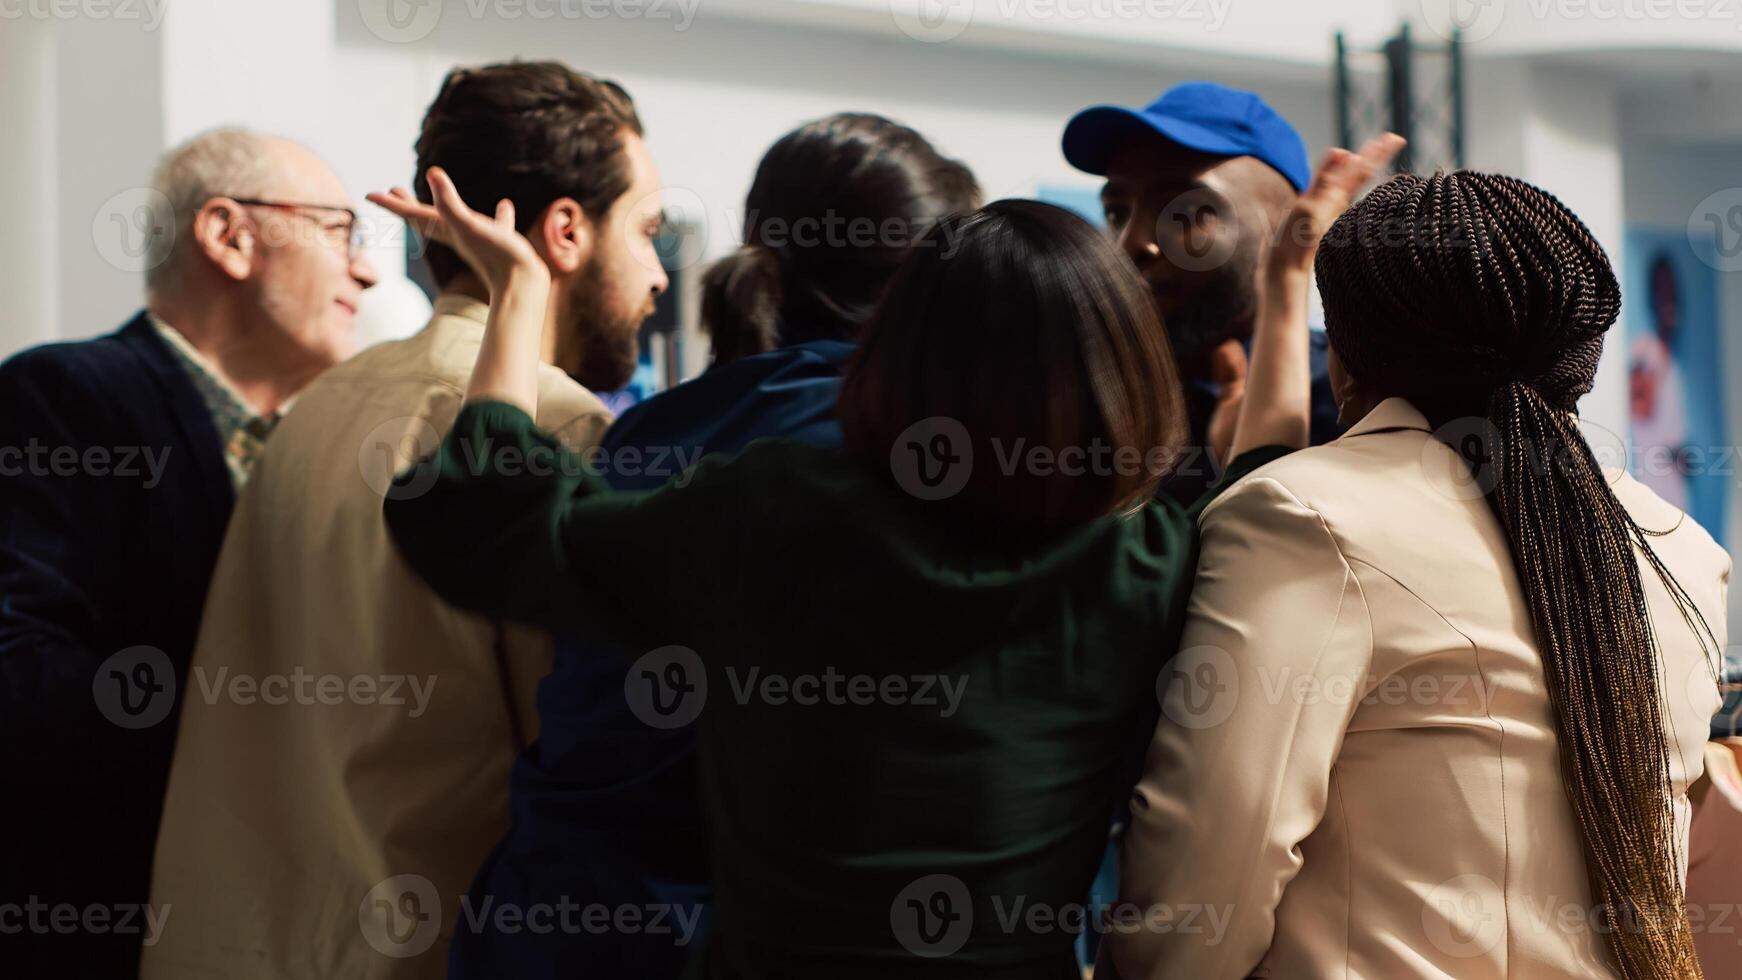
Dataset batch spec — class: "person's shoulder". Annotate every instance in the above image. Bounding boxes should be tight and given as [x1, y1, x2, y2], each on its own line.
[1612, 469, 1729, 571]
[1209, 440, 1364, 502]
[602, 374, 703, 445]
[271, 333, 466, 436]
[619, 342, 848, 421]
[775, 338, 856, 369]
[313, 322, 470, 398]
[532, 367, 613, 445]
[671, 438, 857, 511]
[532, 364, 609, 416]
[3, 314, 145, 371]
[704, 436, 850, 483]
[327, 331, 431, 376]
[1196, 431, 1434, 539]
[0, 316, 154, 410]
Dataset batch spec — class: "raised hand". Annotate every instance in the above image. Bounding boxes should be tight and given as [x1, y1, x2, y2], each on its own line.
[367, 167, 546, 296]
[1269, 133, 1406, 275]
[369, 168, 551, 413]
[1228, 133, 1405, 459]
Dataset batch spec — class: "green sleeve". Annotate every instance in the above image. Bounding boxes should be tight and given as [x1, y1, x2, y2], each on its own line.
[382, 399, 741, 650]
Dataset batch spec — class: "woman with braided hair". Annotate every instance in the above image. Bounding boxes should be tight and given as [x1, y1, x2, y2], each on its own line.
[1108, 171, 1728, 979]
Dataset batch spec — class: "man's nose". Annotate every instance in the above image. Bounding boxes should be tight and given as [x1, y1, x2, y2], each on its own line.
[1117, 221, 1161, 267]
[351, 251, 381, 289]
[651, 266, 670, 297]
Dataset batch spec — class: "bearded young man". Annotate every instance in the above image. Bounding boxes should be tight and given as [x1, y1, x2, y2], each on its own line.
[142, 62, 667, 980]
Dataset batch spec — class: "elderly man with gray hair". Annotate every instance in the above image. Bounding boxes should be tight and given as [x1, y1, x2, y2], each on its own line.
[0, 126, 375, 978]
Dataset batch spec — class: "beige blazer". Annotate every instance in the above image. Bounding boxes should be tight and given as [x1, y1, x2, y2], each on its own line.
[1105, 397, 1729, 980]
[143, 296, 611, 979]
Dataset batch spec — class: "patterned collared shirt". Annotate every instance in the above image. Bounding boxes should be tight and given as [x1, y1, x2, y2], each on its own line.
[148, 314, 280, 488]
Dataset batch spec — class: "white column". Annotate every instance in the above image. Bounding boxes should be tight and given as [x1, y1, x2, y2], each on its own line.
[0, 16, 58, 357]
[53, 14, 167, 340]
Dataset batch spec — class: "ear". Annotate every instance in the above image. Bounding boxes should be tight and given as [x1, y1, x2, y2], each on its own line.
[1326, 345, 1369, 418]
[191, 198, 256, 282]
[1329, 361, 1353, 402]
[1207, 337, 1249, 388]
[536, 198, 592, 275]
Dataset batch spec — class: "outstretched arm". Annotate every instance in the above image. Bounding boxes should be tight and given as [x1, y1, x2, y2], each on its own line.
[1229, 134, 1404, 459]
[374, 171, 746, 651]
[381, 398, 747, 650]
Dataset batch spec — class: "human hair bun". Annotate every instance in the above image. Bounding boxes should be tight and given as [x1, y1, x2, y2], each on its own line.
[700, 244, 783, 365]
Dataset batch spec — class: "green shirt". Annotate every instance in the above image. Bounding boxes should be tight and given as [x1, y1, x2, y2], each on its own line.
[383, 400, 1285, 979]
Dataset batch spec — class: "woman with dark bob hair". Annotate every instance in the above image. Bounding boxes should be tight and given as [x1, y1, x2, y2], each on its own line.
[1109, 171, 1729, 979]
[375, 137, 1397, 977]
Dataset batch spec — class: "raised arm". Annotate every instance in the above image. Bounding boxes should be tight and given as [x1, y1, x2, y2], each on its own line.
[1228, 134, 1404, 460]
[369, 167, 549, 414]
[382, 396, 751, 654]
[374, 170, 744, 648]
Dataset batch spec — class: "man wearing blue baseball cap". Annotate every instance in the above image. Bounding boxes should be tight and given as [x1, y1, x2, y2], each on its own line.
[1063, 81, 1342, 503]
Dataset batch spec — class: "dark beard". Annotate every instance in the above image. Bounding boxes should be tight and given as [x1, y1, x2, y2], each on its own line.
[559, 257, 643, 393]
[570, 323, 639, 393]
[1163, 276, 1256, 380]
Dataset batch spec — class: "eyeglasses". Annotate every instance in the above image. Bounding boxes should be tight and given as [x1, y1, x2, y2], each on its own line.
[226, 197, 363, 257]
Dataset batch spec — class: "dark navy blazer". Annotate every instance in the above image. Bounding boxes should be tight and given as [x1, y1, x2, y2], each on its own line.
[0, 312, 236, 977]
[1156, 329, 1343, 505]
[448, 339, 853, 980]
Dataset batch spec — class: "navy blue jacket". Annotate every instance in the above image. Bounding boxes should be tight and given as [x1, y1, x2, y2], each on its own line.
[448, 339, 853, 980]
[1157, 329, 1342, 505]
[0, 313, 236, 977]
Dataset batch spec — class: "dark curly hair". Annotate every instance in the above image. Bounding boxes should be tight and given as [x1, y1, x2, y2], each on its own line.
[1318, 170, 1719, 980]
[413, 60, 643, 288]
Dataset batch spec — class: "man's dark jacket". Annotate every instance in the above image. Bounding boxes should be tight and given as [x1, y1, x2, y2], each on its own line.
[0, 312, 236, 977]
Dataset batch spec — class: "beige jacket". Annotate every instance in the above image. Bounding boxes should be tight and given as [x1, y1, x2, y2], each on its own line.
[143, 296, 611, 979]
[1106, 397, 1729, 979]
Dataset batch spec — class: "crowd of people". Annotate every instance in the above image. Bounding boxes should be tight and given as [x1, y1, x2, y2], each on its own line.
[1, 58, 1737, 980]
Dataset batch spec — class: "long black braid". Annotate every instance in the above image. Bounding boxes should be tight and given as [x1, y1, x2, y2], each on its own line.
[1317, 171, 1719, 979]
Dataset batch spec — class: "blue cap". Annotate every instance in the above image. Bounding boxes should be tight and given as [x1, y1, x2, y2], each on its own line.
[1062, 82, 1311, 193]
